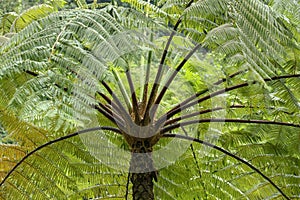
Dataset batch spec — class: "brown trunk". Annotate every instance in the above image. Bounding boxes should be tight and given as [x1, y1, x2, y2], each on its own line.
[130, 140, 157, 200]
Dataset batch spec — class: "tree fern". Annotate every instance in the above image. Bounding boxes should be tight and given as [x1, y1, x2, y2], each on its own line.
[0, 0, 300, 199]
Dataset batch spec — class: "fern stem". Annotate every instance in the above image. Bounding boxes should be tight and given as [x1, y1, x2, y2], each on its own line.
[162, 133, 290, 199]
[161, 118, 300, 134]
[126, 69, 141, 122]
[95, 103, 125, 128]
[163, 104, 294, 126]
[143, 0, 195, 123]
[112, 68, 132, 113]
[160, 74, 300, 122]
[151, 43, 202, 119]
[166, 70, 246, 115]
[0, 126, 122, 187]
[141, 33, 153, 108]
[101, 81, 132, 124]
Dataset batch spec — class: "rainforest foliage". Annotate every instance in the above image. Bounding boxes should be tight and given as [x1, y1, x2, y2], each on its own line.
[0, 0, 299, 199]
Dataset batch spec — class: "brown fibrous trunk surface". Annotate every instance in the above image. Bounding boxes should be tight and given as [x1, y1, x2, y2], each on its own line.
[130, 140, 158, 200]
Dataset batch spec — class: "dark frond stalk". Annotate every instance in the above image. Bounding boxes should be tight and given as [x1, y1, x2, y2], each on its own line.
[24, 70, 123, 127]
[143, 0, 195, 124]
[161, 118, 300, 134]
[162, 134, 290, 200]
[143, 31, 176, 124]
[125, 170, 131, 199]
[141, 33, 153, 106]
[162, 74, 300, 121]
[0, 126, 122, 187]
[151, 43, 202, 119]
[95, 103, 125, 128]
[126, 70, 141, 123]
[97, 91, 121, 111]
[163, 107, 224, 126]
[163, 105, 246, 126]
[112, 68, 132, 113]
[25, 70, 39, 76]
[166, 70, 247, 115]
[101, 80, 132, 123]
[165, 102, 297, 126]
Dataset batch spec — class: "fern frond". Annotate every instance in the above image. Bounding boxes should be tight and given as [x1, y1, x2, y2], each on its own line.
[11, 4, 55, 33]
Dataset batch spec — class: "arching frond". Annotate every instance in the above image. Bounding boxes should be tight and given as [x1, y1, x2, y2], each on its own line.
[0, 0, 299, 199]
[182, 0, 293, 82]
[0, 9, 146, 133]
[10, 4, 56, 33]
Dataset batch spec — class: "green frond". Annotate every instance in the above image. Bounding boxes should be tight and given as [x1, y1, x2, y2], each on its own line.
[74, 0, 88, 9]
[0, 110, 48, 147]
[0, 144, 27, 180]
[117, 7, 164, 29]
[121, 0, 169, 18]
[159, 0, 188, 17]
[11, 4, 55, 33]
[0, 9, 145, 133]
[181, 0, 293, 82]
[0, 36, 9, 46]
[0, 1, 299, 199]
[0, 12, 18, 35]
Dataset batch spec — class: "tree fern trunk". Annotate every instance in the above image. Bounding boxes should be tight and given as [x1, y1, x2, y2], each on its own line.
[130, 140, 157, 200]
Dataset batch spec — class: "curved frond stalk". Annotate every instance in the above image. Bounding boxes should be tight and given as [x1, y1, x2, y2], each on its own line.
[112, 68, 132, 112]
[0, 126, 122, 187]
[161, 118, 300, 134]
[152, 43, 202, 118]
[162, 134, 290, 199]
[164, 105, 244, 126]
[0, 145, 27, 180]
[143, 0, 194, 123]
[159, 74, 300, 123]
[125, 69, 141, 122]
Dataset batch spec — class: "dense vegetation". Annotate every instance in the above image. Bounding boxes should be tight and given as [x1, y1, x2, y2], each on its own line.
[0, 0, 299, 199]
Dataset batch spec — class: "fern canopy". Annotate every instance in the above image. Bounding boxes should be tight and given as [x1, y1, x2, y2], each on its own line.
[0, 0, 300, 199]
